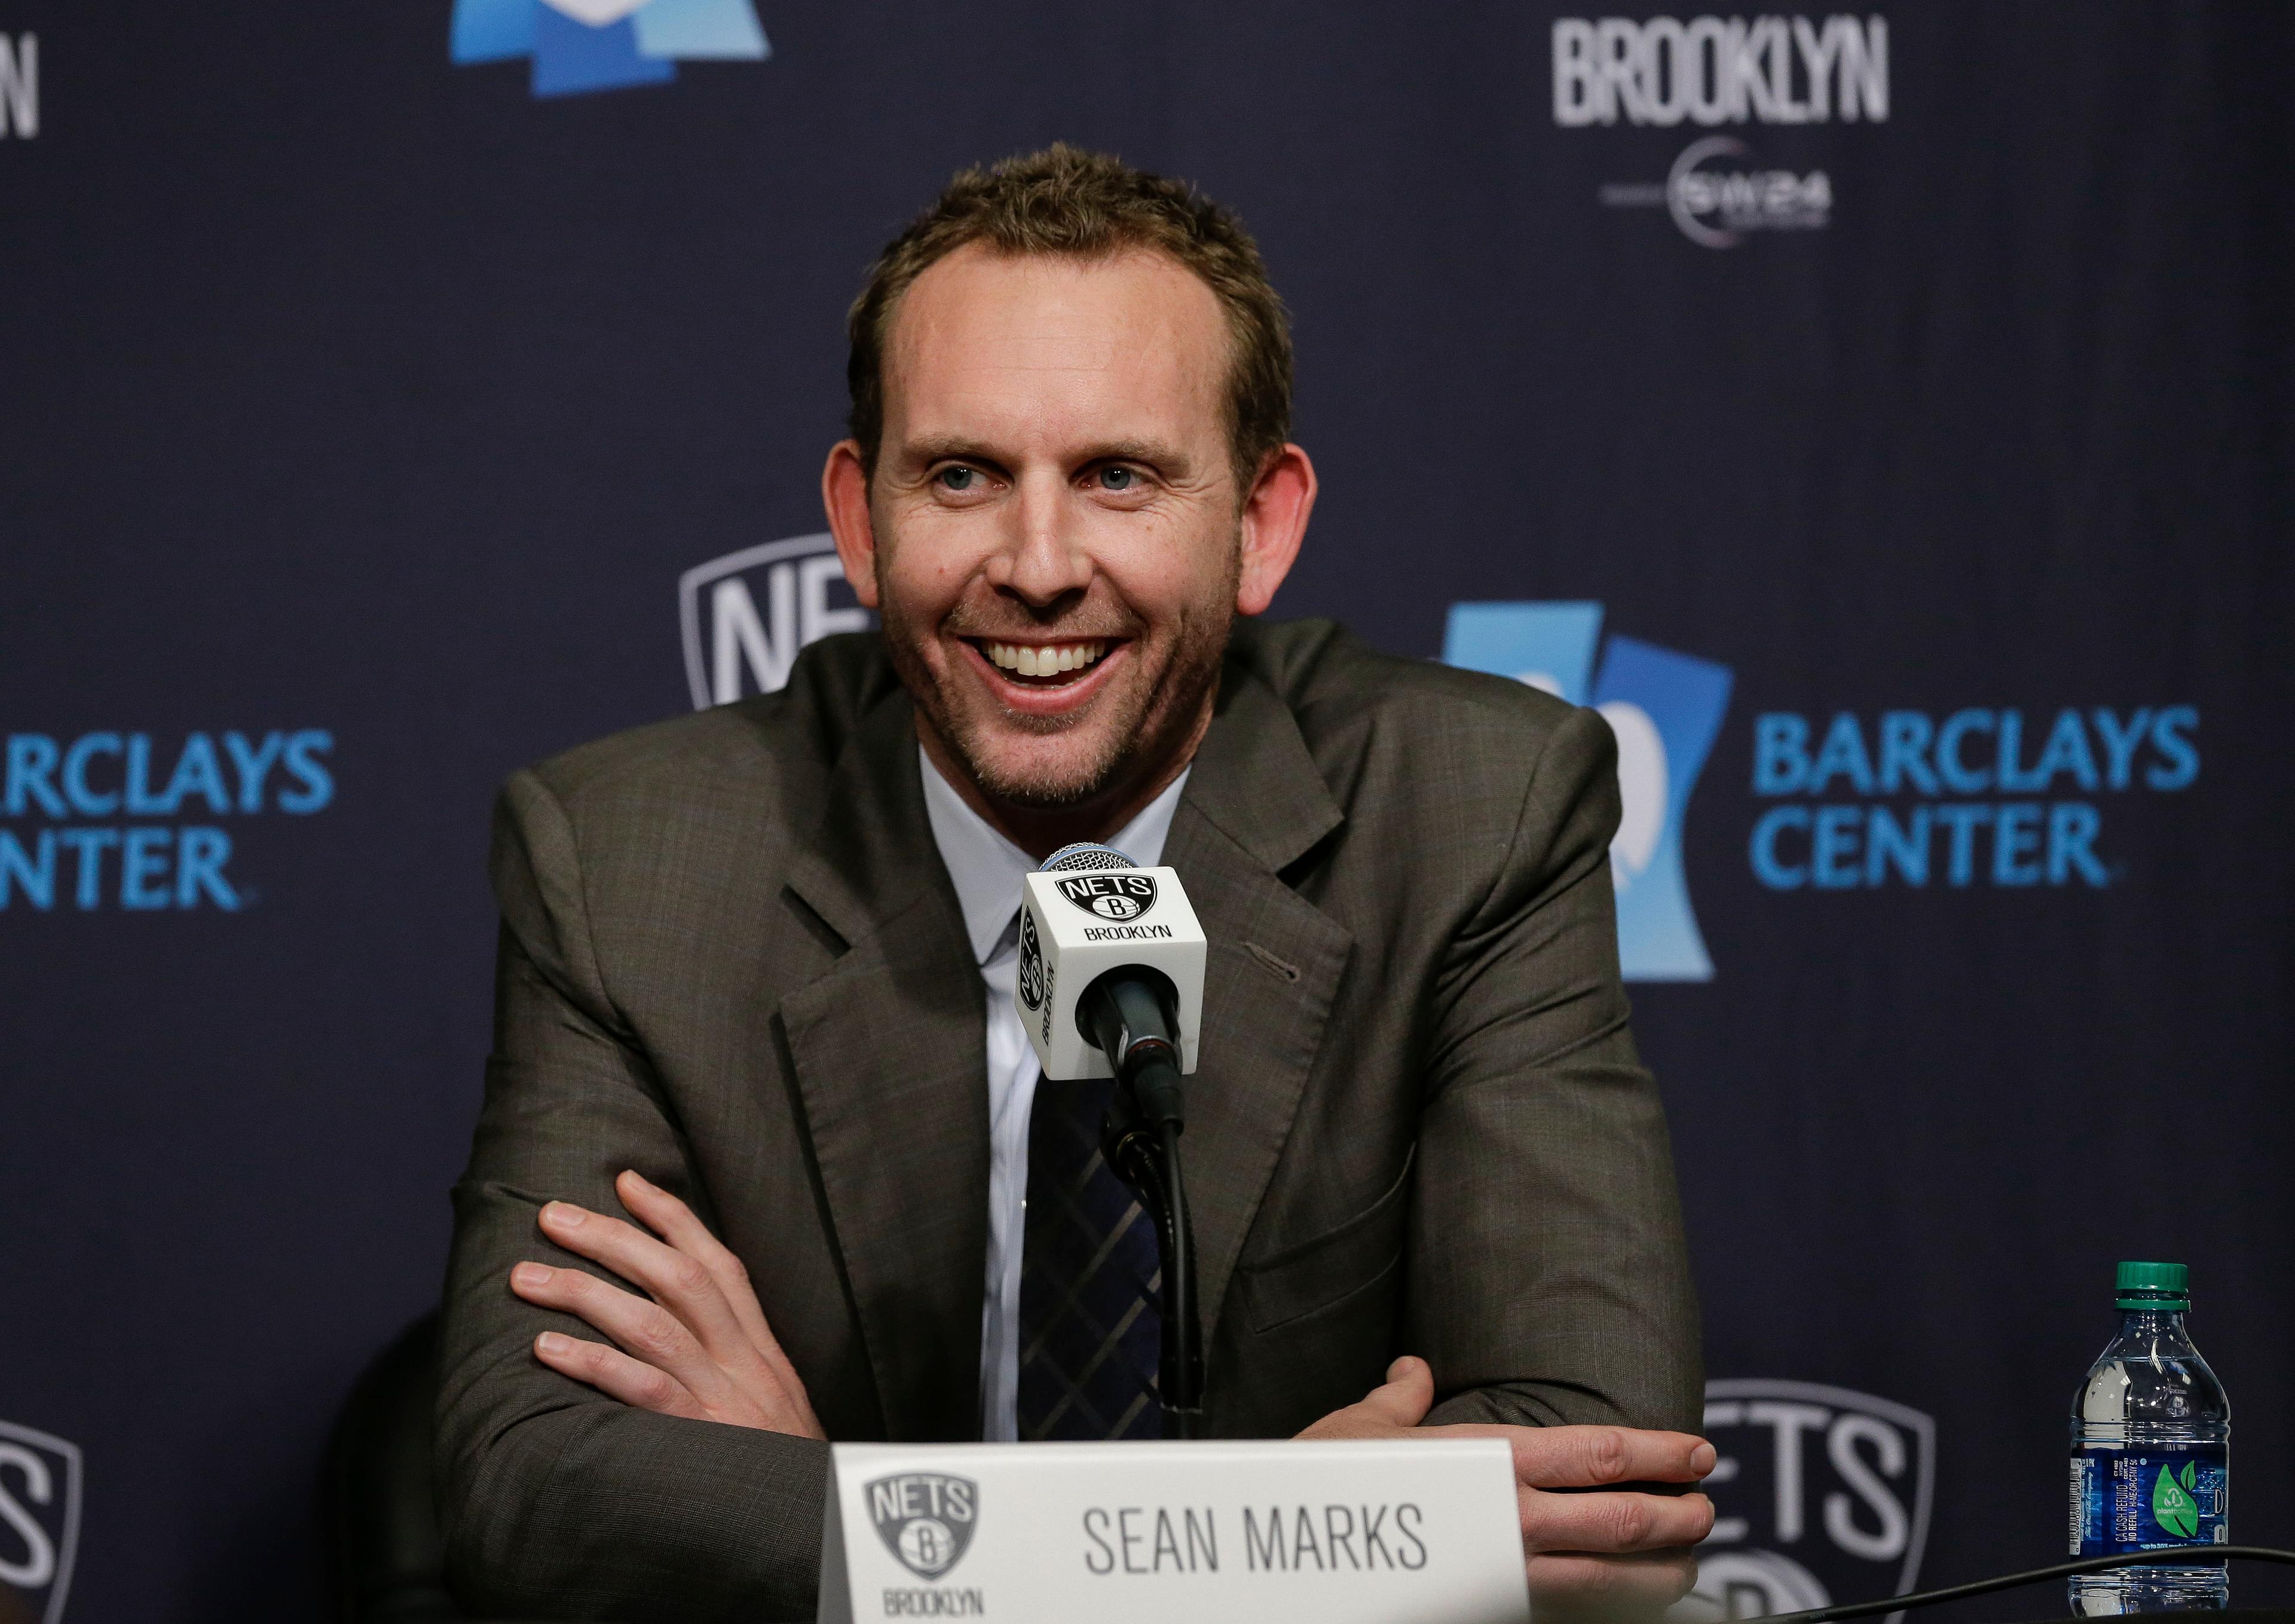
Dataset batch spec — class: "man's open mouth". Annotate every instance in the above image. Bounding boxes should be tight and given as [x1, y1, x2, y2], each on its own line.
[971, 638, 1116, 687]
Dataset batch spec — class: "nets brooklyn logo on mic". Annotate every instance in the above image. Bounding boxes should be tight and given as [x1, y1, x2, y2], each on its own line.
[1015, 861, 1205, 1081]
[1017, 910, 1048, 1016]
[1055, 872, 1158, 922]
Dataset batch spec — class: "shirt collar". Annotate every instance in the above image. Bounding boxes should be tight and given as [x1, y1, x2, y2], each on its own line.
[919, 745, 1191, 966]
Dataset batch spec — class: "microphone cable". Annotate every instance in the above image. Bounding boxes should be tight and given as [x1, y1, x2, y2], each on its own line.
[1771, 1545, 2295, 1622]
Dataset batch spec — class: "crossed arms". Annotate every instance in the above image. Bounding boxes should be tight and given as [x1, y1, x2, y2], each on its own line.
[437, 716, 1713, 1622]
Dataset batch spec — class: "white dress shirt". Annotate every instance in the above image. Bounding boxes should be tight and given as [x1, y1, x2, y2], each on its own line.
[917, 746, 1189, 1442]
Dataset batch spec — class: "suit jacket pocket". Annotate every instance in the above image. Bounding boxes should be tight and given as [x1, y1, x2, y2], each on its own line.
[1237, 1146, 1415, 1335]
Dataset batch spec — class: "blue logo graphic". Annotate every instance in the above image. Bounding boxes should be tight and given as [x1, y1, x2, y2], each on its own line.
[451, 0, 768, 99]
[1445, 602, 1733, 981]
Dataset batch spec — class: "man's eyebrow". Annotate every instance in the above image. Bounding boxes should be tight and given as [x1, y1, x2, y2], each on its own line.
[899, 436, 1008, 468]
[895, 436, 1198, 476]
[1087, 438, 1194, 473]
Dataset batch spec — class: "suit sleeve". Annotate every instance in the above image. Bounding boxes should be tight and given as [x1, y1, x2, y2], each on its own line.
[1411, 705, 1704, 1434]
[434, 768, 828, 1622]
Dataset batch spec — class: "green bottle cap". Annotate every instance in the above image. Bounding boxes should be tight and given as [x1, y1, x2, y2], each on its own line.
[2116, 1260, 2190, 1310]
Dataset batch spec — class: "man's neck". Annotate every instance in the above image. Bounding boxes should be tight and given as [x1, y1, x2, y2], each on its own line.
[916, 712, 1209, 863]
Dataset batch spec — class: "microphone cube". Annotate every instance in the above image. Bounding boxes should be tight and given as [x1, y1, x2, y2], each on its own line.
[1015, 865, 1206, 1081]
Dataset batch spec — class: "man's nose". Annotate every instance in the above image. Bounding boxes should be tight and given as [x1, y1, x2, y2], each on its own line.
[987, 470, 1094, 606]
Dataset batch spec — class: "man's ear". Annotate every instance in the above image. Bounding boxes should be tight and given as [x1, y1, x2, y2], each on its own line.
[1235, 444, 1317, 616]
[821, 439, 882, 610]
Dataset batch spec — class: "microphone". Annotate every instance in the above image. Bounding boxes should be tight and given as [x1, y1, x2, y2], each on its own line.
[1015, 841, 1210, 1433]
[1014, 842, 1205, 1102]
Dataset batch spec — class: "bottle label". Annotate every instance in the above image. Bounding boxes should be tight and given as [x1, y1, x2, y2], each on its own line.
[2070, 1447, 2228, 1556]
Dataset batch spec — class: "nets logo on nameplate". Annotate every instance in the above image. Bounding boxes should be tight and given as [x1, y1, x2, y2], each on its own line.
[865, 1473, 979, 1582]
[1676, 1381, 1935, 1624]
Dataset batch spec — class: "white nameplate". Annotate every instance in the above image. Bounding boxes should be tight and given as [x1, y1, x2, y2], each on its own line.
[817, 1438, 1527, 1624]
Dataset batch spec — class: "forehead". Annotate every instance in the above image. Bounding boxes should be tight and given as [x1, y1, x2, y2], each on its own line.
[882, 243, 1230, 448]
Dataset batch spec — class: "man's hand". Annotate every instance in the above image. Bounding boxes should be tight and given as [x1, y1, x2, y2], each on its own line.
[509, 1169, 826, 1441]
[1299, 1357, 1714, 1612]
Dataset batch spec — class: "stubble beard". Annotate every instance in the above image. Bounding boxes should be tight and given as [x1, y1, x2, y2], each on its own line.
[880, 567, 1238, 815]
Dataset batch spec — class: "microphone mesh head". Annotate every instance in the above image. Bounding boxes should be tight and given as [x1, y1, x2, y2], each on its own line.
[1040, 842, 1137, 873]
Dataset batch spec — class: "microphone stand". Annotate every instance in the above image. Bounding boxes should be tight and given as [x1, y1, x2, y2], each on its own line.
[1085, 983, 1205, 1440]
[1100, 1075, 1203, 1438]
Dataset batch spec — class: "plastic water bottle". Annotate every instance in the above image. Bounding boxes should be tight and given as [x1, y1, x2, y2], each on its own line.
[2068, 1261, 2230, 1614]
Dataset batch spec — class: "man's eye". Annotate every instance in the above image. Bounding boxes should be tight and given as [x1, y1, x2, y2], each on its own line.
[937, 467, 980, 492]
[1096, 466, 1137, 491]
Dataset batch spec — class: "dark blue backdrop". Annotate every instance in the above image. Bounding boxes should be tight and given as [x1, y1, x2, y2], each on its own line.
[2, 4, 2290, 1620]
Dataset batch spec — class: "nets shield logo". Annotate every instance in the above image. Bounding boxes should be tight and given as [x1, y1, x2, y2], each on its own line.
[451, 0, 769, 99]
[680, 535, 874, 710]
[0, 1421, 81, 1624]
[865, 1473, 978, 1580]
[1444, 602, 1732, 980]
[1675, 1381, 1935, 1624]
[0, 34, 35, 139]
[1056, 873, 1157, 922]
[1017, 909, 1047, 1012]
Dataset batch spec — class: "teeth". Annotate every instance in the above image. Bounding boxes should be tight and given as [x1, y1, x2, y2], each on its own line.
[985, 640, 1107, 678]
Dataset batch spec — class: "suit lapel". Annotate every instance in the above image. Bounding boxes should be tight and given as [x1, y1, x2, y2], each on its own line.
[773, 653, 1351, 1432]
[1164, 662, 1353, 1356]
[781, 695, 990, 1441]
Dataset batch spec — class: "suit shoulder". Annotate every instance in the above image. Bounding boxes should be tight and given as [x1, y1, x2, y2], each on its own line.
[1232, 617, 1595, 769]
[512, 631, 896, 823]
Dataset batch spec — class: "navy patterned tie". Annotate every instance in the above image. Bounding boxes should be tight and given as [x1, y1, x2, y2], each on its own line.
[1015, 1074, 1165, 1439]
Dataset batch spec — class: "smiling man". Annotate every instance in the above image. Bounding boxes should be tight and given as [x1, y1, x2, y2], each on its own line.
[437, 146, 1709, 1622]
[828, 222, 1294, 854]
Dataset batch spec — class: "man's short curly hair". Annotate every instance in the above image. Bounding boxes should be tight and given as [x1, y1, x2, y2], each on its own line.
[846, 144, 1293, 492]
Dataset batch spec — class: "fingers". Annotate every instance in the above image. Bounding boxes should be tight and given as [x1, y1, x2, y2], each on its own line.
[535, 1197, 757, 1380]
[533, 1329, 708, 1421]
[1293, 1356, 1437, 1441]
[1519, 1486, 1715, 1555]
[612, 1171, 760, 1336]
[1353, 1356, 1436, 1427]
[1525, 1549, 1700, 1611]
[1510, 1425, 1716, 1489]
[514, 1182, 828, 1441]
[510, 1258, 736, 1410]
[612, 1172, 819, 1430]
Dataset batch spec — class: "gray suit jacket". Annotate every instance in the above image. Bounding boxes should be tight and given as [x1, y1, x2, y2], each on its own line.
[436, 618, 1700, 1622]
